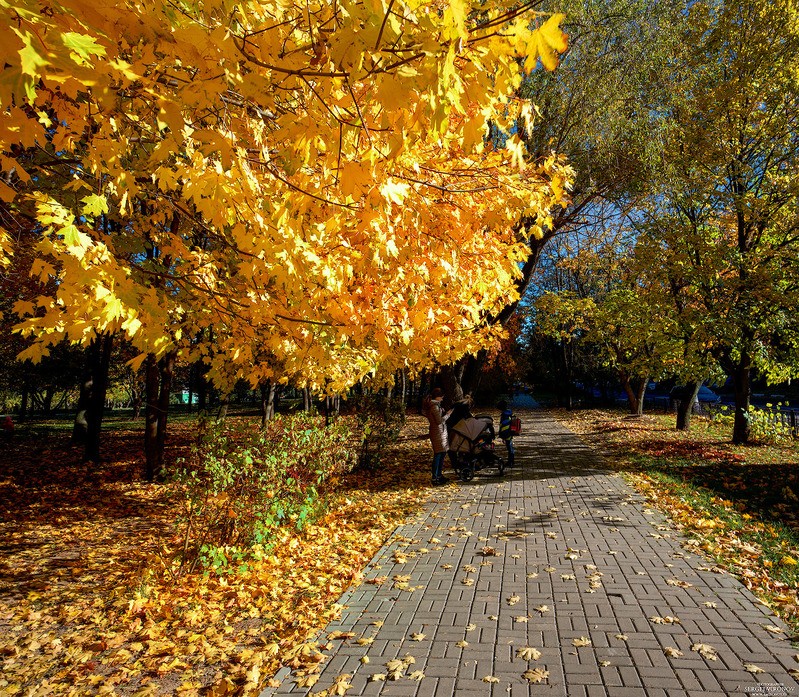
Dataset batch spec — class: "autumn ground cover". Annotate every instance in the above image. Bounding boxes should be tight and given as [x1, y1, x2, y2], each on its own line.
[551, 408, 799, 637]
[0, 414, 436, 696]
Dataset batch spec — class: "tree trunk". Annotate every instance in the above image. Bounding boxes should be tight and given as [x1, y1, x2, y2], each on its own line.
[145, 351, 176, 481]
[633, 376, 648, 417]
[72, 334, 114, 461]
[675, 381, 700, 431]
[217, 393, 230, 421]
[84, 334, 113, 463]
[303, 385, 311, 412]
[441, 362, 466, 408]
[42, 386, 55, 415]
[72, 373, 92, 445]
[260, 381, 277, 427]
[732, 363, 752, 444]
[619, 372, 638, 414]
[197, 362, 208, 412]
[19, 377, 30, 421]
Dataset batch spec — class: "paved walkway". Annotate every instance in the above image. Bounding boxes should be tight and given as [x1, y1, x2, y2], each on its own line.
[264, 409, 798, 696]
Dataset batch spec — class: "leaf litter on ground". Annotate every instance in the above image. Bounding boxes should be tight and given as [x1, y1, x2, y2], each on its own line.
[0, 415, 441, 695]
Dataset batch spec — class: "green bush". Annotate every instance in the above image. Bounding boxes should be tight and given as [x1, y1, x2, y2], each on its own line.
[712, 402, 796, 443]
[167, 414, 356, 575]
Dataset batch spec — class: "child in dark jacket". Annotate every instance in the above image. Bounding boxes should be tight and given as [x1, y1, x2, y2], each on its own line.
[497, 399, 515, 468]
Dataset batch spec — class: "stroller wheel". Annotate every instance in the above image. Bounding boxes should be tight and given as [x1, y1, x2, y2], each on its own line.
[456, 457, 475, 482]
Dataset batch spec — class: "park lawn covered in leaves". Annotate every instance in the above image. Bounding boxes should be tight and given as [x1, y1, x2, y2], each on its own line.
[0, 415, 436, 695]
[552, 408, 799, 635]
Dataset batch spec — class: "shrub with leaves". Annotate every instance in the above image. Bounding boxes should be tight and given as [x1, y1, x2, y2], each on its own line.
[713, 403, 797, 444]
[168, 415, 356, 574]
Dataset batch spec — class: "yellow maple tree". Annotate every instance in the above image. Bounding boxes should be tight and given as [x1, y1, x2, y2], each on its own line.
[1, 0, 571, 392]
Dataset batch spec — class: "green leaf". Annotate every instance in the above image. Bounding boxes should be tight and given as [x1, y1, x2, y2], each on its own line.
[81, 194, 108, 218]
[61, 31, 106, 63]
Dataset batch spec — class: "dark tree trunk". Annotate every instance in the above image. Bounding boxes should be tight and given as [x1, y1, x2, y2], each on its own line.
[19, 377, 30, 421]
[145, 351, 176, 481]
[675, 381, 700, 431]
[72, 334, 113, 461]
[732, 363, 752, 444]
[441, 362, 466, 408]
[303, 385, 311, 412]
[84, 334, 113, 463]
[619, 373, 647, 416]
[42, 386, 55, 415]
[197, 362, 208, 412]
[72, 375, 92, 445]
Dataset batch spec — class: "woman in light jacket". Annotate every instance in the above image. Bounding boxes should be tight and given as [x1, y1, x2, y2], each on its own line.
[423, 388, 449, 485]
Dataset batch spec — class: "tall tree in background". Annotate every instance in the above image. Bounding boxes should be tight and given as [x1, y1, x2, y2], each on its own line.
[644, 0, 799, 443]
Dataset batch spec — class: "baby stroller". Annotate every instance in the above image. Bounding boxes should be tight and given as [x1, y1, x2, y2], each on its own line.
[448, 415, 505, 481]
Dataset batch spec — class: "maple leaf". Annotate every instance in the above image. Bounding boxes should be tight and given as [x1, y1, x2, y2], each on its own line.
[483, 675, 500, 682]
[516, 647, 542, 660]
[507, 595, 521, 605]
[522, 668, 550, 683]
[691, 643, 718, 660]
[534, 605, 550, 614]
[744, 664, 764, 674]
[456, 640, 469, 648]
[385, 659, 406, 680]
[409, 633, 426, 641]
[408, 670, 425, 681]
[663, 647, 683, 658]
[572, 637, 592, 647]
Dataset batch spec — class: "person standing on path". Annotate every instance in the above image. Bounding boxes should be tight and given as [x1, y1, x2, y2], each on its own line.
[422, 388, 449, 485]
[497, 399, 515, 468]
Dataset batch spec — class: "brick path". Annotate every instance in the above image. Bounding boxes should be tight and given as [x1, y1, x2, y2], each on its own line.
[263, 409, 798, 696]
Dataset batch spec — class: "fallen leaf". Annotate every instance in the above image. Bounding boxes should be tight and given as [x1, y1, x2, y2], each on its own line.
[410, 633, 425, 641]
[534, 605, 550, 614]
[516, 647, 542, 660]
[663, 647, 683, 658]
[369, 674, 386, 682]
[522, 668, 549, 683]
[691, 643, 718, 661]
[599, 660, 611, 667]
[703, 602, 718, 609]
[456, 640, 469, 648]
[666, 579, 693, 588]
[465, 624, 477, 631]
[295, 674, 320, 688]
[461, 578, 474, 586]
[328, 631, 355, 640]
[572, 637, 592, 648]
[360, 656, 369, 664]
[764, 625, 784, 634]
[408, 670, 425, 681]
[482, 675, 500, 683]
[507, 595, 521, 606]
[744, 664, 764, 674]
[614, 634, 628, 641]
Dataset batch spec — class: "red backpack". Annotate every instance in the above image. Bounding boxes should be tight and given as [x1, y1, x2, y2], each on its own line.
[509, 417, 521, 436]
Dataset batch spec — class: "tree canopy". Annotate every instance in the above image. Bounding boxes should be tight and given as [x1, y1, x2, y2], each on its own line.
[1, 0, 572, 393]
